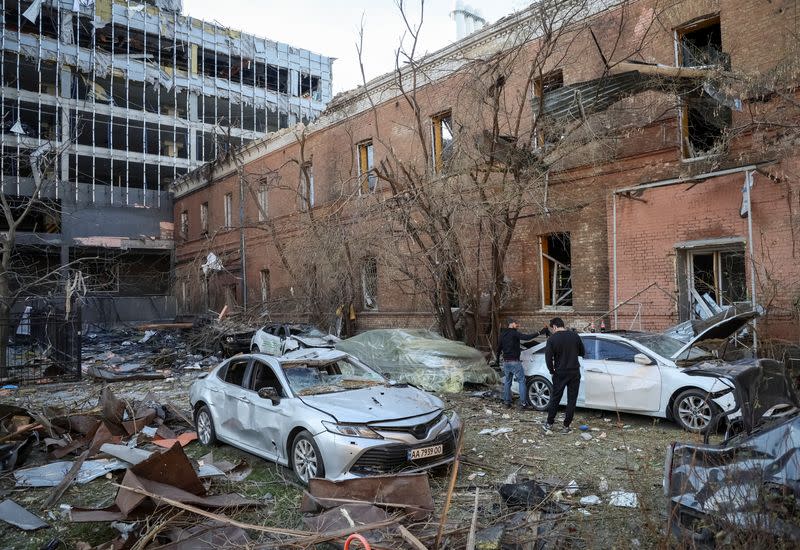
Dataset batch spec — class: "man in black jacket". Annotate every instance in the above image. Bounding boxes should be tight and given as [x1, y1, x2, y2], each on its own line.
[497, 319, 549, 410]
[543, 317, 585, 434]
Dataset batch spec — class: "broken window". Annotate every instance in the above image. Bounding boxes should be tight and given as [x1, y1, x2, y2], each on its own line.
[431, 111, 454, 174]
[540, 233, 572, 308]
[358, 140, 377, 193]
[200, 202, 209, 234]
[682, 245, 748, 319]
[180, 210, 188, 239]
[298, 73, 321, 100]
[223, 193, 233, 228]
[260, 269, 271, 302]
[257, 184, 268, 221]
[676, 16, 731, 158]
[533, 69, 564, 147]
[362, 256, 378, 310]
[678, 16, 726, 68]
[300, 162, 314, 211]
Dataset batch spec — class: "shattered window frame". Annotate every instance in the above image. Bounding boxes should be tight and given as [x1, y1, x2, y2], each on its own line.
[431, 110, 454, 174]
[223, 192, 233, 228]
[361, 256, 379, 310]
[260, 268, 271, 302]
[682, 246, 748, 319]
[532, 68, 564, 148]
[257, 184, 268, 221]
[200, 202, 209, 235]
[357, 140, 377, 194]
[675, 15, 731, 159]
[179, 210, 188, 239]
[299, 161, 314, 211]
[539, 232, 573, 309]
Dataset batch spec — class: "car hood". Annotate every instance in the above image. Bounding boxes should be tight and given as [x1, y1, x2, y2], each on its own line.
[685, 358, 799, 433]
[669, 308, 760, 361]
[299, 385, 442, 424]
[294, 334, 339, 348]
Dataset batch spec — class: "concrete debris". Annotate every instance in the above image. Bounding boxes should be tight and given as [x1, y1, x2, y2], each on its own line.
[608, 491, 639, 508]
[580, 432, 593, 441]
[579, 495, 602, 506]
[479, 427, 513, 436]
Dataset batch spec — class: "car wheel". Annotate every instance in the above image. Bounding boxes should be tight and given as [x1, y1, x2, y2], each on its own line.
[672, 389, 719, 433]
[291, 431, 325, 484]
[527, 376, 553, 411]
[195, 405, 217, 446]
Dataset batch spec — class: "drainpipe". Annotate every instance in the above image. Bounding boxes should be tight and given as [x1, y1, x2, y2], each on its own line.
[239, 168, 248, 309]
[612, 192, 618, 329]
[745, 170, 757, 352]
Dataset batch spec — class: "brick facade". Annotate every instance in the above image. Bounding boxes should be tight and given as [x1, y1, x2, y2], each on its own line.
[172, 0, 800, 343]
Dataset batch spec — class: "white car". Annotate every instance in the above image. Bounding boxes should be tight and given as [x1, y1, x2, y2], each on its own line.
[520, 311, 758, 433]
[250, 323, 340, 356]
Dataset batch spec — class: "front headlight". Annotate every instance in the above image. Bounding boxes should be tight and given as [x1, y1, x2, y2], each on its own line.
[321, 421, 383, 439]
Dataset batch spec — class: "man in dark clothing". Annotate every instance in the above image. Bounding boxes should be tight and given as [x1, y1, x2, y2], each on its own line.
[497, 319, 549, 409]
[543, 317, 585, 434]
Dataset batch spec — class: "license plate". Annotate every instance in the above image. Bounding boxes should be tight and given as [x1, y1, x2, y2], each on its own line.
[408, 444, 443, 461]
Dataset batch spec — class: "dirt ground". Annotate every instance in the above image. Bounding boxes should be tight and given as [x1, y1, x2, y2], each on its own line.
[0, 371, 707, 549]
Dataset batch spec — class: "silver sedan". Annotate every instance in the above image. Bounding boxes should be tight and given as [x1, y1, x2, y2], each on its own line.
[189, 348, 461, 483]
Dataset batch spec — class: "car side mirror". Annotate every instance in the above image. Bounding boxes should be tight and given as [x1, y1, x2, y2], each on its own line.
[258, 387, 281, 405]
[634, 353, 654, 366]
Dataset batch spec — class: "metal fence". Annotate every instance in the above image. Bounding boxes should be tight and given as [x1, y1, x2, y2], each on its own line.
[0, 310, 81, 384]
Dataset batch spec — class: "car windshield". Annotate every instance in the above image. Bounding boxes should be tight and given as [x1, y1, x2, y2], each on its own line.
[283, 357, 386, 395]
[623, 333, 710, 361]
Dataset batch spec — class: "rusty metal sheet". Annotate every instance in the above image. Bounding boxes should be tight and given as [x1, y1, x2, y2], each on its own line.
[301, 473, 434, 520]
[302, 503, 390, 533]
[100, 388, 126, 425]
[155, 522, 250, 549]
[121, 410, 157, 436]
[130, 443, 205, 496]
[152, 432, 197, 449]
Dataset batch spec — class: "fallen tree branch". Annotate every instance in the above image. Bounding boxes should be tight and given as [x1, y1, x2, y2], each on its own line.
[42, 449, 89, 510]
[397, 524, 428, 550]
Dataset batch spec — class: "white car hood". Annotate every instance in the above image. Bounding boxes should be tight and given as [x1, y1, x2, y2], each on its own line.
[299, 385, 442, 424]
[670, 309, 759, 361]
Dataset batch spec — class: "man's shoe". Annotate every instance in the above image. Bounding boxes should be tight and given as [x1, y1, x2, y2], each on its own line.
[541, 423, 554, 433]
[559, 426, 573, 435]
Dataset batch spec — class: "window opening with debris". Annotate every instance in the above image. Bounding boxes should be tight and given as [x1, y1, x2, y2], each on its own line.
[362, 256, 378, 310]
[432, 111, 454, 173]
[676, 16, 731, 158]
[685, 247, 747, 319]
[201, 202, 209, 234]
[358, 140, 377, 193]
[299, 73, 321, 100]
[540, 232, 572, 308]
[533, 69, 564, 147]
[223, 193, 233, 228]
[260, 269, 271, 302]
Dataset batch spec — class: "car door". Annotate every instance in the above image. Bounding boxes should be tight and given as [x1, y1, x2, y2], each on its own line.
[215, 358, 252, 442]
[257, 326, 284, 356]
[240, 359, 293, 461]
[594, 338, 661, 412]
[580, 337, 611, 408]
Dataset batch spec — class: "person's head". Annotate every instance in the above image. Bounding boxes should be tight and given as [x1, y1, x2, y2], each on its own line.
[506, 318, 518, 329]
[549, 317, 565, 331]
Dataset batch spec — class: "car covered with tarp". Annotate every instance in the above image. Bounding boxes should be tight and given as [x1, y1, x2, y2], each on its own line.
[335, 329, 498, 393]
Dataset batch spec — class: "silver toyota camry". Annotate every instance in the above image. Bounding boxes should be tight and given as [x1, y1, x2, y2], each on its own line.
[189, 348, 461, 484]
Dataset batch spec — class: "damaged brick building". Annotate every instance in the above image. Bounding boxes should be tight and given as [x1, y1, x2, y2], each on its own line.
[172, 0, 800, 344]
[1, 0, 332, 323]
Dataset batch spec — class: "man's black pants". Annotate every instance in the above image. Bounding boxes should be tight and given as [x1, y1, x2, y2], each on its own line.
[546, 370, 581, 427]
